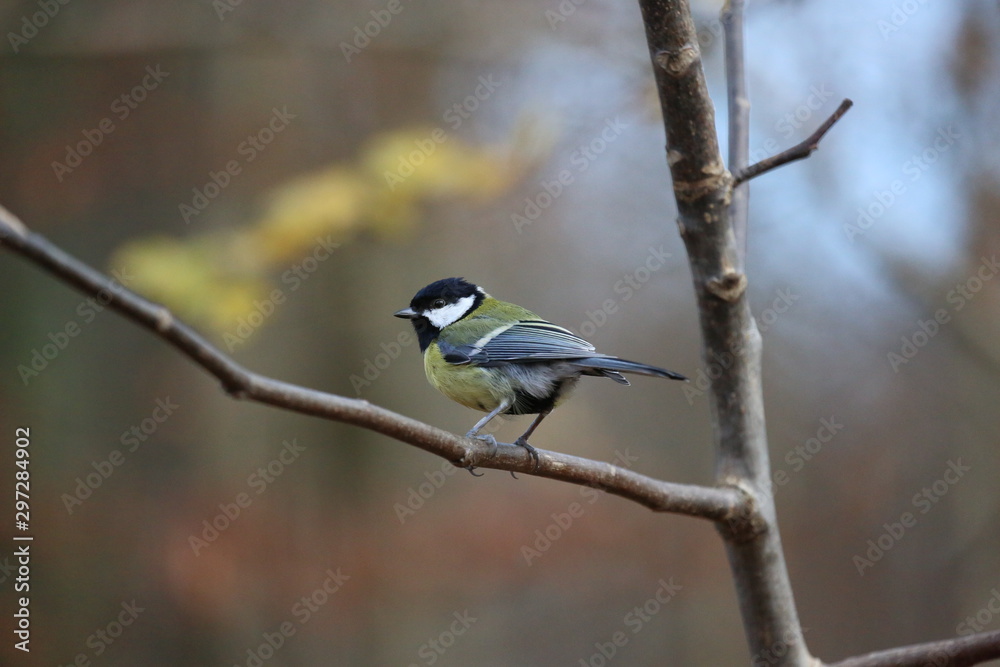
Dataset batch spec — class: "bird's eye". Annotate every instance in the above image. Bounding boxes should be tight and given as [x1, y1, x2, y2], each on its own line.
[431, 299, 447, 308]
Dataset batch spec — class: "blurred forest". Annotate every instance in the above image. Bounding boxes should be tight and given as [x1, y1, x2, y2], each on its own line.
[1, 0, 999, 665]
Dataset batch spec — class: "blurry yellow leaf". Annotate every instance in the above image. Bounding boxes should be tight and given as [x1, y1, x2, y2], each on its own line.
[362, 128, 516, 201]
[111, 235, 269, 332]
[252, 167, 371, 263]
[111, 121, 537, 342]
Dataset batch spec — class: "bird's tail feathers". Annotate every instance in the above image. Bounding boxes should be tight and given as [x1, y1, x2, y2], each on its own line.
[572, 356, 687, 382]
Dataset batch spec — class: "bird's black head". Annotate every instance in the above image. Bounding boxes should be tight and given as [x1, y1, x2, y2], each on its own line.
[394, 278, 485, 351]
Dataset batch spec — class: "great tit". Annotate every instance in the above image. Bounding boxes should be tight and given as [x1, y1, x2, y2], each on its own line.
[394, 277, 686, 470]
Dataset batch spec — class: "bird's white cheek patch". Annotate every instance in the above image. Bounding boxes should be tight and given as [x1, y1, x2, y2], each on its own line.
[425, 295, 476, 329]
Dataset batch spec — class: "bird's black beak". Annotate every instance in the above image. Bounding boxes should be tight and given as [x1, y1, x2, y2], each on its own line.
[394, 307, 418, 319]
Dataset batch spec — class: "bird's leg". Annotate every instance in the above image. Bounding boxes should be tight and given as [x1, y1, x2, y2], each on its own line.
[465, 401, 508, 454]
[513, 410, 549, 472]
[460, 400, 509, 475]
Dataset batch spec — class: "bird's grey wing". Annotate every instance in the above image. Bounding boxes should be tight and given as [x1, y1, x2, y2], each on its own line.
[448, 319, 604, 366]
[437, 319, 684, 385]
[436, 319, 634, 385]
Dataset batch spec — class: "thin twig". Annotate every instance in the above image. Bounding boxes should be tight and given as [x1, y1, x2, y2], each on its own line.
[0, 205, 742, 523]
[723, 0, 751, 267]
[827, 629, 1000, 667]
[733, 98, 854, 186]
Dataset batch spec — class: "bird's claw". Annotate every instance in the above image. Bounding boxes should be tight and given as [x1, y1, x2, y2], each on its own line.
[461, 432, 499, 476]
[461, 432, 538, 478]
[467, 432, 499, 457]
[514, 436, 540, 473]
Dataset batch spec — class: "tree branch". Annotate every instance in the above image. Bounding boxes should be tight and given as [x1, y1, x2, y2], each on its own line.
[733, 98, 853, 186]
[637, 4, 998, 664]
[827, 629, 1000, 667]
[0, 205, 742, 523]
[638, 0, 811, 664]
[723, 0, 751, 267]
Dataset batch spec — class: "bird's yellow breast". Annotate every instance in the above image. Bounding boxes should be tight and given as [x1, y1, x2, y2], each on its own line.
[424, 343, 505, 413]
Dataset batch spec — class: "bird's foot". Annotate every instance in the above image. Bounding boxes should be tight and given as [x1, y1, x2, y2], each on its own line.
[468, 432, 500, 457]
[513, 436, 540, 472]
[460, 432, 499, 476]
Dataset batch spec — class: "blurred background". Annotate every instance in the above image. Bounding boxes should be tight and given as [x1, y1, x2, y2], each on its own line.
[1, 0, 999, 664]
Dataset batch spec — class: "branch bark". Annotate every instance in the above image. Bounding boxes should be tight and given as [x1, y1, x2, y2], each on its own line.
[637, 0, 810, 664]
[826, 629, 1000, 667]
[0, 205, 741, 523]
[723, 0, 751, 266]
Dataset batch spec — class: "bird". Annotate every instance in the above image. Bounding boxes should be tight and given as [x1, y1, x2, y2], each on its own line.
[394, 277, 686, 472]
